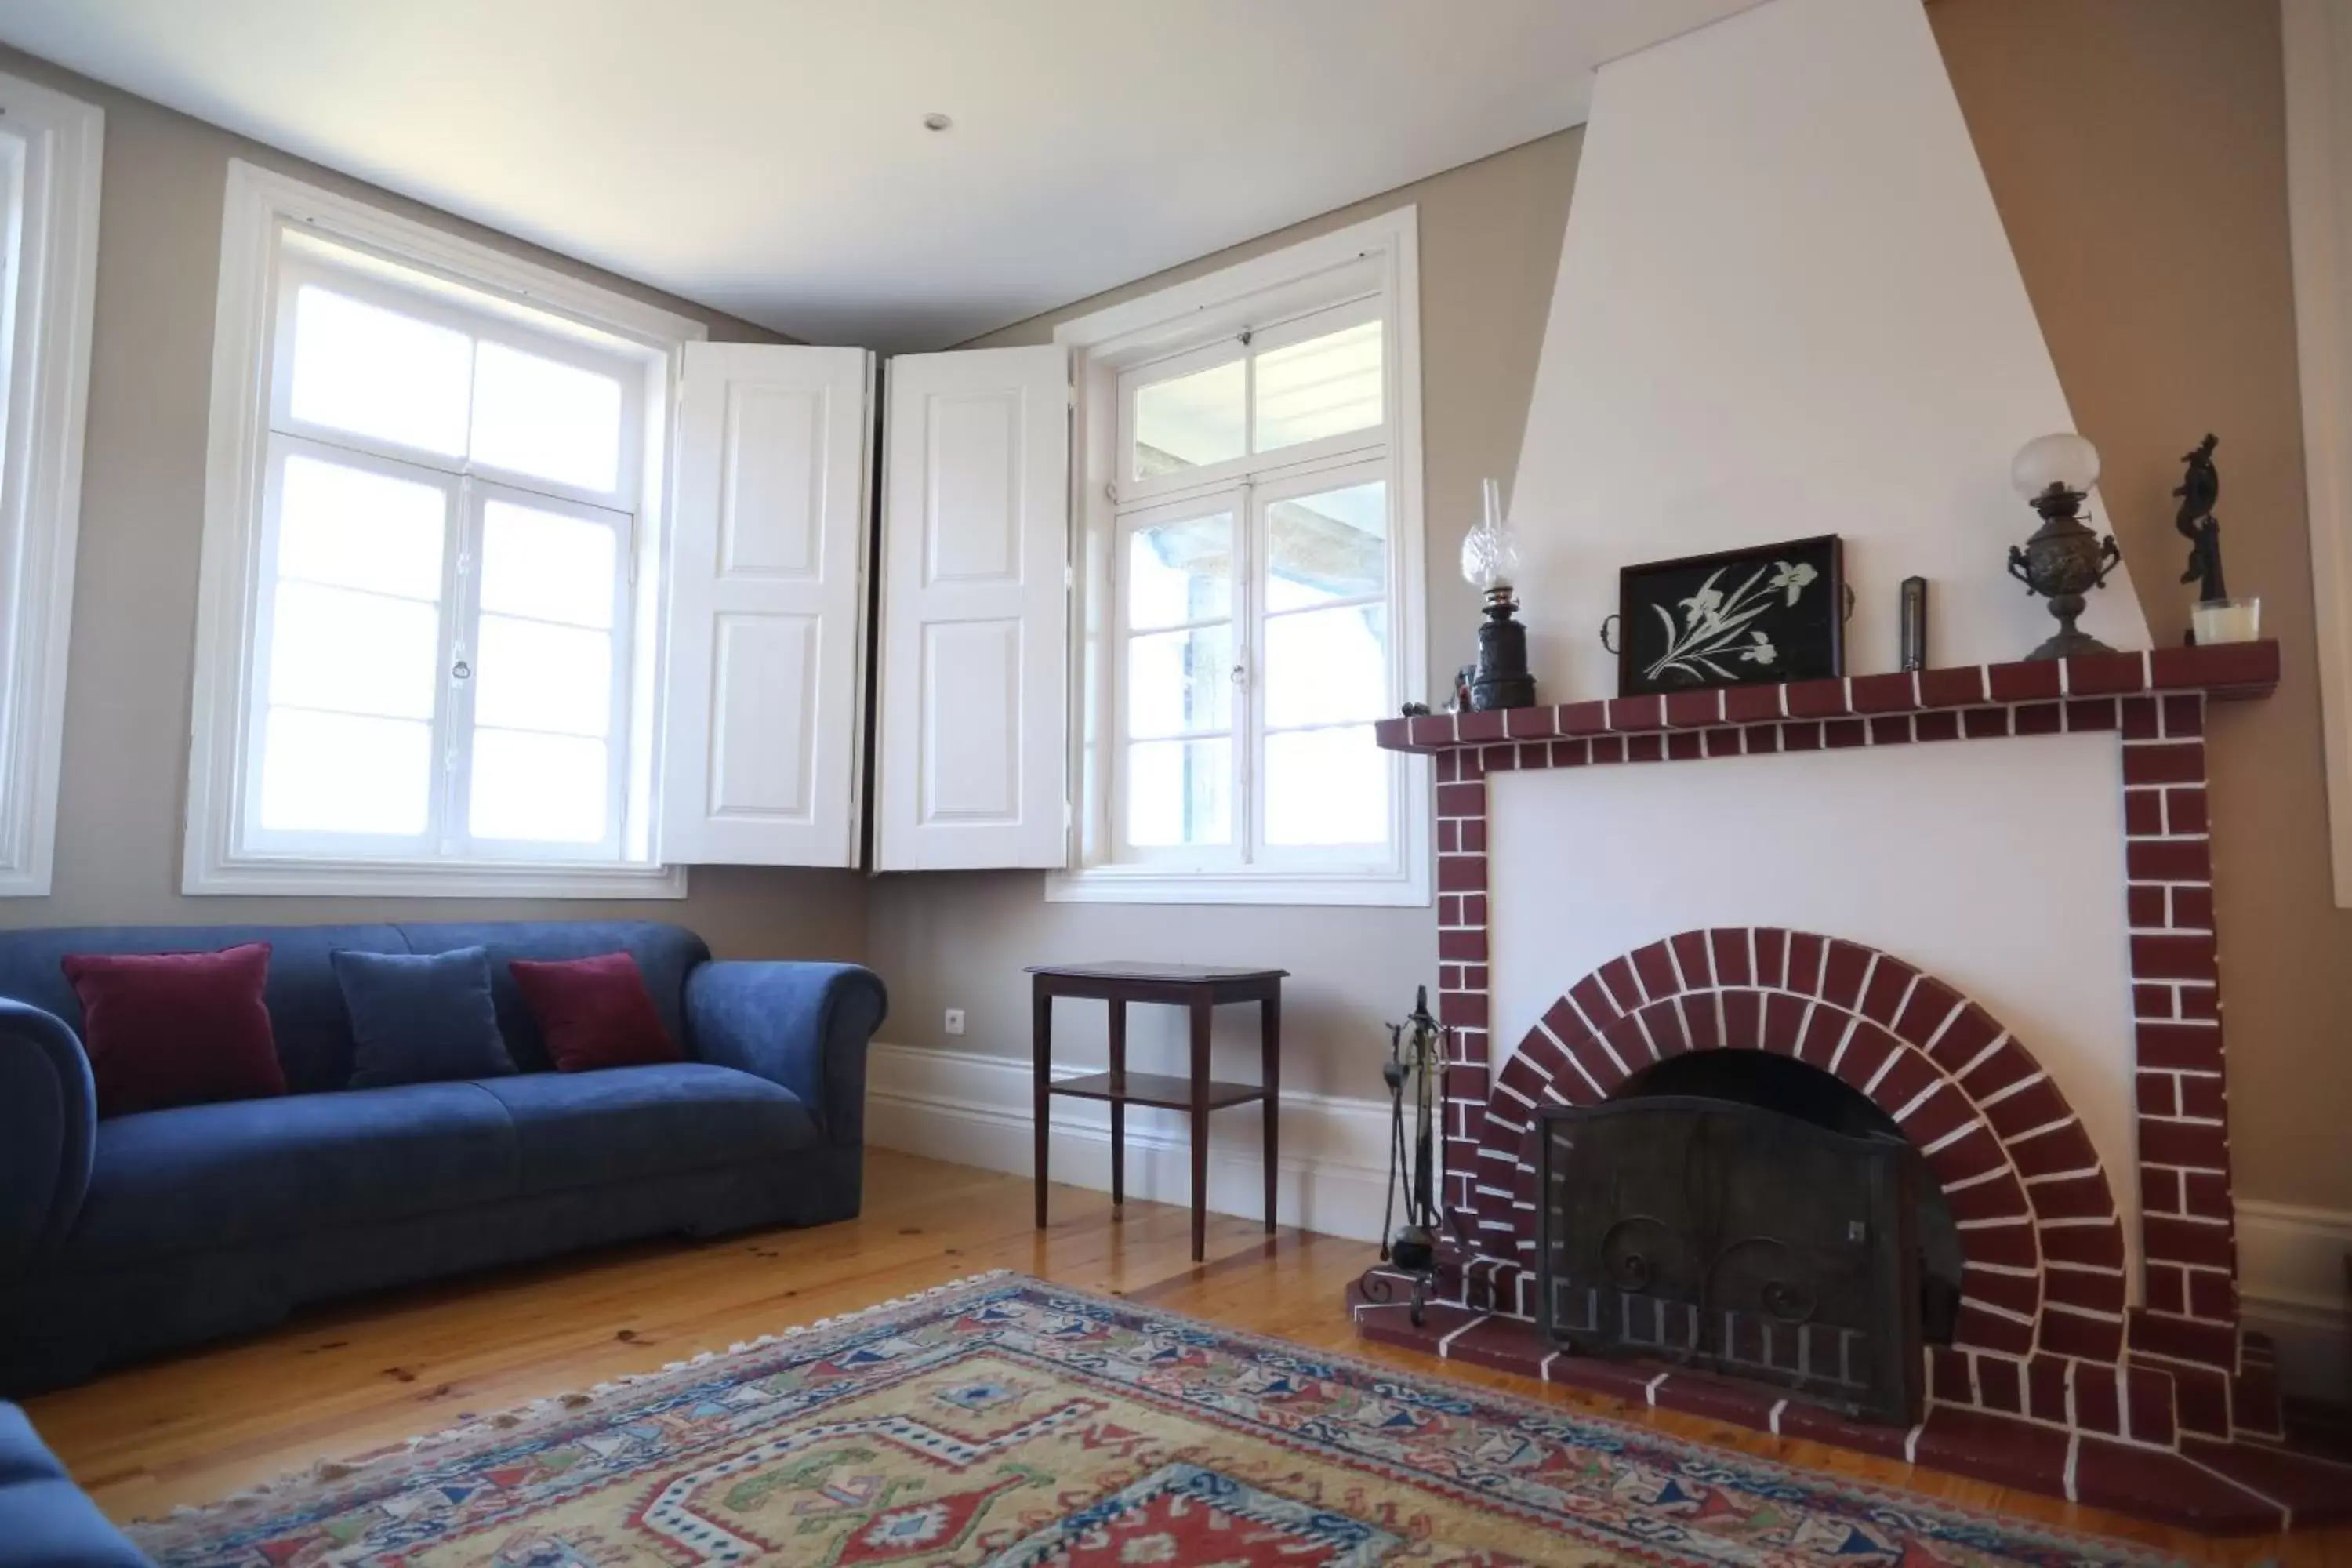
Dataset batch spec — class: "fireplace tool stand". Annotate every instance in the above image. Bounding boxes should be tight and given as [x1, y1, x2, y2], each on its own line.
[1360, 986, 1454, 1326]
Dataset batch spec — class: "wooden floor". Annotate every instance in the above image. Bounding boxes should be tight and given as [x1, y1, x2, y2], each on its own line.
[26, 1150, 2350, 1563]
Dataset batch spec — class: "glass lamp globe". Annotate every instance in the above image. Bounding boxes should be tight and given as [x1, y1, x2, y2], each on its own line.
[2011, 432, 2101, 501]
[1460, 477, 1519, 595]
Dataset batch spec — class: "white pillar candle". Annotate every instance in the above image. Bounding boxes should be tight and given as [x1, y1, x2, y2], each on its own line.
[2190, 597, 2262, 645]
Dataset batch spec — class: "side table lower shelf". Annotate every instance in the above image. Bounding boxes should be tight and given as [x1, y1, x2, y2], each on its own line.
[1049, 1073, 1269, 1112]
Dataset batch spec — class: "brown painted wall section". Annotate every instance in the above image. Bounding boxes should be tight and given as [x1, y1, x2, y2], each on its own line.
[1933, 0, 2349, 1211]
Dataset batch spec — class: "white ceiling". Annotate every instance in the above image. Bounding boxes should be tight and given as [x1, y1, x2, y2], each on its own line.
[0, 0, 1759, 351]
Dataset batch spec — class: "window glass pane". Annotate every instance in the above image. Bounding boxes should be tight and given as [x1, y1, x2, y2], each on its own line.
[470, 729, 608, 843]
[470, 342, 625, 492]
[1127, 511, 1231, 629]
[257, 709, 431, 835]
[288, 286, 471, 456]
[1127, 625, 1232, 739]
[1265, 725, 1386, 845]
[1127, 737, 1230, 848]
[479, 499, 617, 628]
[1133, 358, 1244, 478]
[474, 616, 612, 737]
[278, 455, 445, 601]
[1253, 318, 1381, 455]
[268, 581, 442, 720]
[1266, 480, 1387, 611]
[1265, 604, 1388, 729]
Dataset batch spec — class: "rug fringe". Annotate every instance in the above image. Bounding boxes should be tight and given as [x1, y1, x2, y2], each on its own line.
[137, 1268, 1017, 1527]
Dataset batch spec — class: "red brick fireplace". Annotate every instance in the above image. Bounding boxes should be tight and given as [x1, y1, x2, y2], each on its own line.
[1352, 640, 2352, 1532]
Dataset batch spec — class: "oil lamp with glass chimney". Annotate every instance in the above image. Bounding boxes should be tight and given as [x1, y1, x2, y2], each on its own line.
[1458, 477, 1536, 710]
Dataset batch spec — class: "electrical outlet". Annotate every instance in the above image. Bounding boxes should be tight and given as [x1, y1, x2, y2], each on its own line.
[944, 1008, 966, 1036]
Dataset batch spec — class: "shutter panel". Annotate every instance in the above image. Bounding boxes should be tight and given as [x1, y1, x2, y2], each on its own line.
[659, 343, 873, 866]
[874, 344, 1069, 869]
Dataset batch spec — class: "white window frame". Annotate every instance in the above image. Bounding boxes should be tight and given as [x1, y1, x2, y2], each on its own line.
[2286, 0, 2352, 909]
[184, 161, 704, 897]
[1048, 208, 1431, 906]
[0, 72, 100, 897]
[1106, 484, 1245, 869]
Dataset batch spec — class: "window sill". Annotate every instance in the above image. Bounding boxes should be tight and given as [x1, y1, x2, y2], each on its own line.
[182, 855, 689, 900]
[0, 862, 50, 898]
[1044, 862, 1430, 907]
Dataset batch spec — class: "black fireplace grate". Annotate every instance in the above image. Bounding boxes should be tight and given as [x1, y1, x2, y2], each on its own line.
[1537, 1094, 1923, 1425]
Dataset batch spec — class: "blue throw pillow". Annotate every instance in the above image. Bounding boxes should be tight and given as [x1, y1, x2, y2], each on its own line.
[331, 946, 517, 1089]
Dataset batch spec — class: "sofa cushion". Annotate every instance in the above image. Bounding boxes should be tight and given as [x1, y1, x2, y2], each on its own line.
[62, 1083, 519, 1269]
[63, 944, 285, 1118]
[0, 924, 405, 1095]
[0, 922, 710, 1095]
[508, 953, 681, 1073]
[475, 1064, 816, 1195]
[394, 922, 706, 1073]
[332, 947, 514, 1089]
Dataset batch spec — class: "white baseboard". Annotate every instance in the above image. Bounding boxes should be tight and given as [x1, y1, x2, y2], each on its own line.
[865, 1041, 1395, 1243]
[2238, 1198, 2352, 1402]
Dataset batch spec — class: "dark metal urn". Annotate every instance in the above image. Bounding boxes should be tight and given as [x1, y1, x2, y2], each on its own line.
[1468, 588, 1537, 710]
[2006, 483, 2122, 660]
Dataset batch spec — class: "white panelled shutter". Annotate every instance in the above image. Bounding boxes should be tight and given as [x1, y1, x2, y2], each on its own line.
[875, 345, 1069, 869]
[659, 343, 873, 866]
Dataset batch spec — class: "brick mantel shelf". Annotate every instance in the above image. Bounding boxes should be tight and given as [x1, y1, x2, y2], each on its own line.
[1353, 640, 2352, 1532]
[1371, 641, 2281, 757]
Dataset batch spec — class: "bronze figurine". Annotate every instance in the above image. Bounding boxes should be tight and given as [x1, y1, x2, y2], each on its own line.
[2175, 434, 2227, 604]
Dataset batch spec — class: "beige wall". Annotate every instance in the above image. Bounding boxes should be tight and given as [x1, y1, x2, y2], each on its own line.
[0, 45, 866, 960]
[862, 131, 1583, 1097]
[1931, 0, 2352, 1213]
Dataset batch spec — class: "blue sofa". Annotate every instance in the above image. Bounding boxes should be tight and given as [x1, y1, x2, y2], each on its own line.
[0, 1402, 144, 1566]
[0, 921, 885, 1395]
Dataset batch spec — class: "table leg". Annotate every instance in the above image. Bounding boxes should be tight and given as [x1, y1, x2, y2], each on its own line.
[1033, 982, 1051, 1232]
[1189, 993, 1211, 1262]
[1261, 985, 1280, 1235]
[1108, 999, 1127, 1210]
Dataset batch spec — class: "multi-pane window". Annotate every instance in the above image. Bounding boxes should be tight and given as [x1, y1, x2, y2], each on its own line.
[1104, 294, 1407, 876]
[242, 230, 653, 865]
[0, 72, 100, 897]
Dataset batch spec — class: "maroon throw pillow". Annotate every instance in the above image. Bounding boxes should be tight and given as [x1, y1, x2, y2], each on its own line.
[508, 952, 681, 1073]
[61, 943, 286, 1118]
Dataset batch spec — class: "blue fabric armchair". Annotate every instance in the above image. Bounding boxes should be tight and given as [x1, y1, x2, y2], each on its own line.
[0, 921, 884, 1396]
[0, 1403, 145, 1566]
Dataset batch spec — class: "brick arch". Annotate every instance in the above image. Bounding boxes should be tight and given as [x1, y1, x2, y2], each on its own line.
[1473, 927, 2129, 1364]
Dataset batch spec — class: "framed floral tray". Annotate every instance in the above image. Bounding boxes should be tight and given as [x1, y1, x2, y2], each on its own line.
[1612, 534, 1844, 697]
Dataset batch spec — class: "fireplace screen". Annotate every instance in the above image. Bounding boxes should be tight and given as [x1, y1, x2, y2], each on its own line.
[1537, 1096, 1923, 1425]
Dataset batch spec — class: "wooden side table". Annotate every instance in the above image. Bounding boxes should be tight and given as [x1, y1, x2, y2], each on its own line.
[1028, 962, 1287, 1262]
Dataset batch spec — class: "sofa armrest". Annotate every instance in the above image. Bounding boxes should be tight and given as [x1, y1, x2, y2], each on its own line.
[684, 963, 887, 1145]
[0, 1000, 95, 1276]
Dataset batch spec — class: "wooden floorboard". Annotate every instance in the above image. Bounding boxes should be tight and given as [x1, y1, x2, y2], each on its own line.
[24, 1149, 2350, 1563]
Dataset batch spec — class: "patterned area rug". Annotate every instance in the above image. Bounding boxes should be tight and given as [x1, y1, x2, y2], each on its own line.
[131, 1272, 2166, 1566]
